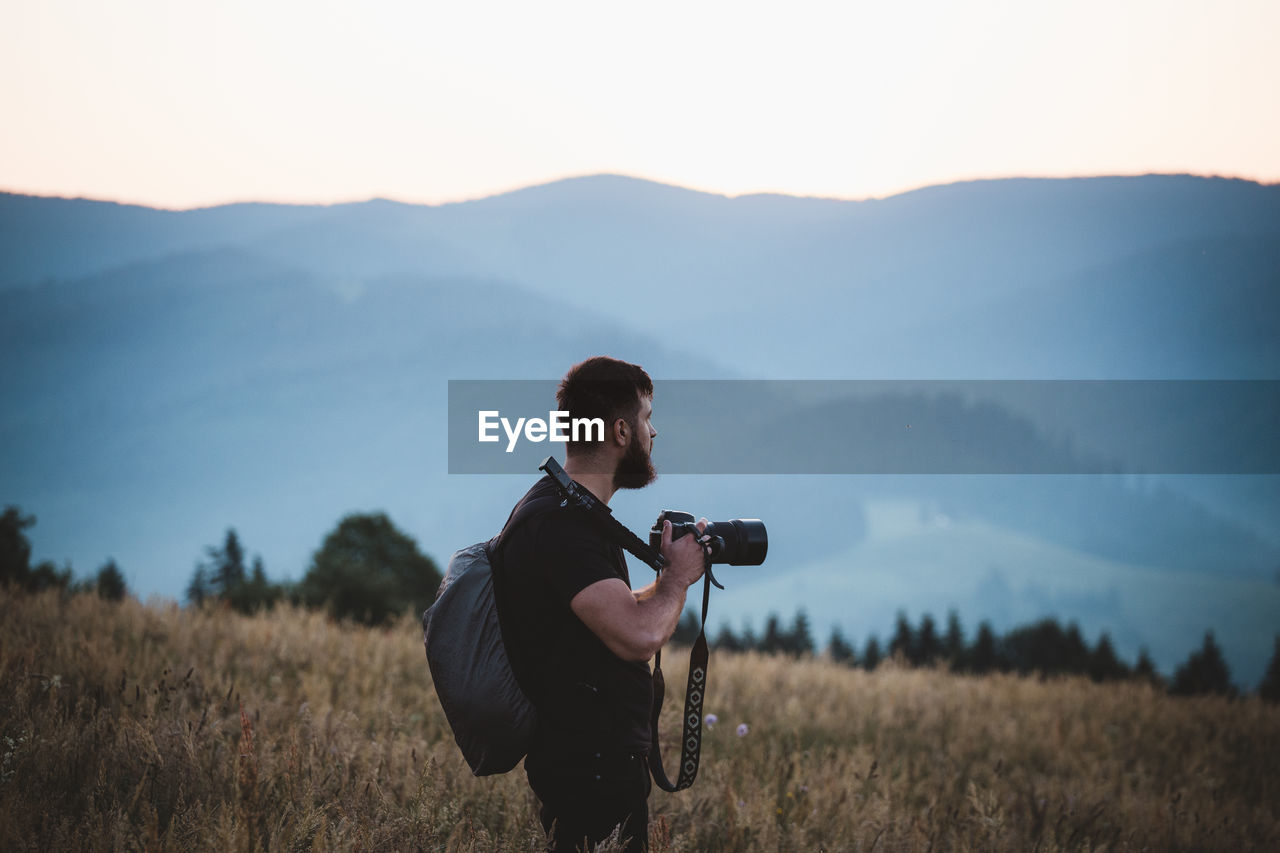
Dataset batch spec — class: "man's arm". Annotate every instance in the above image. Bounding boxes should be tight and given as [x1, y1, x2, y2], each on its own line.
[570, 519, 706, 663]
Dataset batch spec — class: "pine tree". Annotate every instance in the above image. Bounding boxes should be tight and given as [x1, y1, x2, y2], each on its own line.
[93, 559, 127, 602]
[943, 610, 966, 670]
[1063, 623, 1091, 676]
[970, 621, 999, 674]
[1088, 632, 1128, 682]
[787, 609, 815, 657]
[1133, 646, 1163, 687]
[1171, 631, 1234, 697]
[828, 627, 856, 666]
[212, 529, 246, 598]
[916, 613, 942, 666]
[0, 506, 35, 586]
[889, 611, 914, 664]
[714, 623, 744, 653]
[672, 608, 701, 645]
[186, 565, 209, 606]
[862, 636, 882, 671]
[1258, 636, 1280, 703]
[760, 614, 784, 655]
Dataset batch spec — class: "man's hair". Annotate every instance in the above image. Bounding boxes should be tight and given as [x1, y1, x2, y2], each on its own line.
[557, 356, 653, 454]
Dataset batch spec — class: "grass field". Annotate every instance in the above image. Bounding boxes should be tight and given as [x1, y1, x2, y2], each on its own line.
[1, 589, 1277, 851]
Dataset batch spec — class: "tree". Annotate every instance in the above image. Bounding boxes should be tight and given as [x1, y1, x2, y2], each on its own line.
[202, 529, 247, 600]
[672, 608, 701, 645]
[187, 529, 282, 613]
[862, 636, 882, 671]
[235, 556, 283, 612]
[1133, 646, 1164, 688]
[714, 623, 744, 653]
[943, 610, 966, 670]
[300, 511, 442, 625]
[1088, 632, 1128, 682]
[828, 627, 856, 666]
[25, 559, 72, 592]
[93, 559, 128, 602]
[760, 613, 785, 655]
[1260, 636, 1280, 703]
[889, 611, 914, 664]
[1003, 618, 1089, 677]
[785, 609, 815, 657]
[1, 506, 35, 586]
[1062, 623, 1091, 676]
[0, 506, 71, 592]
[1170, 632, 1234, 697]
[970, 621, 1000, 674]
[916, 613, 942, 666]
[186, 565, 210, 606]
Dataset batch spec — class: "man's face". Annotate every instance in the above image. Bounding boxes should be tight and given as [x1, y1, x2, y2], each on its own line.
[613, 393, 657, 491]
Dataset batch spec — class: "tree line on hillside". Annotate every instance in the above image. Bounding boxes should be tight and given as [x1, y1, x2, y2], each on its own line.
[674, 607, 1280, 701]
[2, 504, 443, 626]
[8, 501, 1280, 701]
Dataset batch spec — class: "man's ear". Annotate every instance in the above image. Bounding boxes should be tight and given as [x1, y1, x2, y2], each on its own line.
[610, 417, 629, 447]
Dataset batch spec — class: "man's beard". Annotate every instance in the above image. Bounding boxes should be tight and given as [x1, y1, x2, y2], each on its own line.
[613, 431, 657, 491]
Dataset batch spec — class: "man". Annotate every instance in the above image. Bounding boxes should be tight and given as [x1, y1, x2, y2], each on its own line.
[493, 356, 708, 852]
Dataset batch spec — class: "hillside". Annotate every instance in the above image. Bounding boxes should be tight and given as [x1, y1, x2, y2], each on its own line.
[1, 590, 1276, 851]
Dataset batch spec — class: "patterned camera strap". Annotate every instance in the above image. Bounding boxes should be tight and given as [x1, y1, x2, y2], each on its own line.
[648, 559, 713, 793]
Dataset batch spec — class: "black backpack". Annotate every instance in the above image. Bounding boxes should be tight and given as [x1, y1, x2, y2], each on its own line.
[421, 496, 551, 775]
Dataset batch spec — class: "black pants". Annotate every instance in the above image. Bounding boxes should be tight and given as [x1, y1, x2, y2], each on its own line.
[525, 747, 651, 852]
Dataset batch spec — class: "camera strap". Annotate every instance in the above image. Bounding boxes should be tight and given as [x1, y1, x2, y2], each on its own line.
[648, 552, 713, 793]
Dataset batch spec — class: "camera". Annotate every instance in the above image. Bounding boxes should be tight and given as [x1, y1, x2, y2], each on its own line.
[649, 511, 768, 566]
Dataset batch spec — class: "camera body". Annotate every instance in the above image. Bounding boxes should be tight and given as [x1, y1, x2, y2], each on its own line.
[650, 511, 768, 566]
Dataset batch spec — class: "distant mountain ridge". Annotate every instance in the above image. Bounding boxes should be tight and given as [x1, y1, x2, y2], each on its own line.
[6, 173, 1277, 378]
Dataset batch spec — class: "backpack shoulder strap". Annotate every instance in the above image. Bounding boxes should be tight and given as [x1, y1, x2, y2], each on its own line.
[492, 482, 563, 559]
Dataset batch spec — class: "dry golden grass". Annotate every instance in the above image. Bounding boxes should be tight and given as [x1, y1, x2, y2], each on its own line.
[1, 588, 1277, 851]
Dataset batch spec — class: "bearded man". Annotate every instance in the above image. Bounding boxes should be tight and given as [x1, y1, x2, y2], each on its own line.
[492, 356, 707, 852]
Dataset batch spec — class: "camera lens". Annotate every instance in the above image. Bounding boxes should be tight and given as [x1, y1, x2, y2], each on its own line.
[705, 519, 767, 566]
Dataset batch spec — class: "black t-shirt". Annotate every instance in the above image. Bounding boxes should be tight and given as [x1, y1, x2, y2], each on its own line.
[494, 476, 652, 754]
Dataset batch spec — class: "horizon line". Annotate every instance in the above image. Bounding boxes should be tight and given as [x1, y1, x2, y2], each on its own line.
[1, 169, 1275, 213]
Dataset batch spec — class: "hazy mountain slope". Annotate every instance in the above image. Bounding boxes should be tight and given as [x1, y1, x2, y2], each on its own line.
[0, 247, 725, 602]
[0, 193, 332, 289]
[901, 231, 1280, 378]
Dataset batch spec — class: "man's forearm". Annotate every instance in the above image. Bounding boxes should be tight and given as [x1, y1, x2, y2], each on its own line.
[634, 570, 690, 650]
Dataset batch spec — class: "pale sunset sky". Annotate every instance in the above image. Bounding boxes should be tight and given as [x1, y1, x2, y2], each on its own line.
[2, 0, 1277, 209]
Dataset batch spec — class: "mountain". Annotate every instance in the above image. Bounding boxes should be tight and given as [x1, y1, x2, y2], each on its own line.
[2, 174, 1278, 684]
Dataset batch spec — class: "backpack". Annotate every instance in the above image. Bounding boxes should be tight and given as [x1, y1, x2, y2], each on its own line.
[421, 496, 551, 776]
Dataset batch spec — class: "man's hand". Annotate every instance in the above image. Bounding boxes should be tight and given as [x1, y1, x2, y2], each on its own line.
[658, 518, 708, 589]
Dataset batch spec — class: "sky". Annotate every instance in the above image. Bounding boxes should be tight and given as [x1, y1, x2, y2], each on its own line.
[2, 0, 1278, 209]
